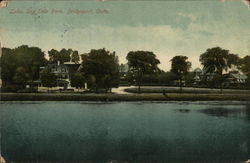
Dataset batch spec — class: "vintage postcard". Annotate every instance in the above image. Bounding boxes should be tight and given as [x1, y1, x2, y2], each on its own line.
[0, 0, 250, 162]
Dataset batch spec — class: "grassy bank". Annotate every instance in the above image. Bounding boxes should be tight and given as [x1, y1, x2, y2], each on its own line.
[124, 87, 250, 94]
[1, 93, 250, 101]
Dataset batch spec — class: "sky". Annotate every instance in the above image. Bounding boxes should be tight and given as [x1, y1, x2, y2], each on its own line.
[0, 0, 249, 71]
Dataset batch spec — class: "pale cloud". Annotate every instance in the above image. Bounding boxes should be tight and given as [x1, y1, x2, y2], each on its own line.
[1, 1, 249, 71]
[177, 12, 197, 22]
[1, 22, 249, 71]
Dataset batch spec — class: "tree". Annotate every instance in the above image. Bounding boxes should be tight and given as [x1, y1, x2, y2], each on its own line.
[170, 56, 191, 91]
[58, 48, 71, 64]
[227, 53, 240, 69]
[185, 72, 195, 86]
[14, 45, 47, 77]
[13, 67, 31, 89]
[126, 51, 160, 93]
[40, 70, 57, 88]
[0, 48, 17, 87]
[80, 48, 120, 93]
[15, 46, 47, 83]
[160, 72, 177, 84]
[48, 48, 72, 64]
[1, 45, 47, 88]
[48, 49, 60, 63]
[200, 47, 229, 76]
[199, 47, 239, 90]
[71, 73, 85, 89]
[239, 56, 250, 87]
[71, 50, 80, 64]
[239, 56, 250, 74]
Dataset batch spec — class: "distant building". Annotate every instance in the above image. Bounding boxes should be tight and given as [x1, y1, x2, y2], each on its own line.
[193, 68, 202, 85]
[36, 62, 81, 88]
[171, 79, 186, 86]
[119, 63, 129, 73]
[224, 72, 247, 87]
[192, 67, 248, 87]
[119, 64, 130, 86]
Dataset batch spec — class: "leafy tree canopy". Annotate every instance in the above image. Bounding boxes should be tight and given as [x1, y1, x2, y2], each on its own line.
[199, 47, 239, 75]
[71, 51, 80, 64]
[81, 48, 120, 91]
[170, 55, 191, 90]
[48, 48, 79, 64]
[170, 55, 191, 77]
[1, 45, 47, 86]
[239, 55, 250, 74]
[13, 67, 31, 88]
[239, 56, 250, 87]
[71, 73, 85, 88]
[126, 51, 160, 73]
[0, 48, 16, 83]
[126, 51, 160, 93]
[40, 70, 57, 88]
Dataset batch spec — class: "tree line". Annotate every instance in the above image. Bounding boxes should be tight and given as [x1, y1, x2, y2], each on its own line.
[1, 45, 249, 92]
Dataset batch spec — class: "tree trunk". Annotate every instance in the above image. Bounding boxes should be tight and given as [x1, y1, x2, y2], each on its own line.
[179, 78, 183, 93]
[137, 68, 142, 94]
[220, 74, 223, 94]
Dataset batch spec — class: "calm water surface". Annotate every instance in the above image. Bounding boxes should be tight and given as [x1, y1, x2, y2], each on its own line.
[0, 101, 250, 162]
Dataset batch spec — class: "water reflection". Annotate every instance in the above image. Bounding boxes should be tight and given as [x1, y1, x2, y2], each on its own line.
[1, 102, 250, 162]
[175, 109, 191, 113]
[198, 104, 250, 121]
[246, 104, 250, 121]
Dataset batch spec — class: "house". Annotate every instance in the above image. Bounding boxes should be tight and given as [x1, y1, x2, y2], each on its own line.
[119, 64, 130, 86]
[119, 64, 129, 79]
[224, 72, 247, 87]
[192, 67, 248, 87]
[192, 67, 220, 85]
[193, 68, 202, 85]
[191, 68, 215, 86]
[171, 79, 186, 86]
[37, 61, 81, 88]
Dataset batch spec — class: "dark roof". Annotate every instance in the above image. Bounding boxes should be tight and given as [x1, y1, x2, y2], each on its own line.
[64, 64, 81, 72]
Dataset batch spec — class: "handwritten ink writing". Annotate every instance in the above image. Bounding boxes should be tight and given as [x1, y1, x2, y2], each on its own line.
[8, 8, 110, 15]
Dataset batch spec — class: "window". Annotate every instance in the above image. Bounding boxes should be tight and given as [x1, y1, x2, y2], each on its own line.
[61, 68, 66, 72]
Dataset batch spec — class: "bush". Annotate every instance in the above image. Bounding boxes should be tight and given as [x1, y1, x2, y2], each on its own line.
[1, 86, 38, 93]
[17, 87, 38, 93]
[0, 85, 20, 92]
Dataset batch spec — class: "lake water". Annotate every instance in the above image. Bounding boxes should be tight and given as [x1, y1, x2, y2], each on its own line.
[0, 101, 250, 162]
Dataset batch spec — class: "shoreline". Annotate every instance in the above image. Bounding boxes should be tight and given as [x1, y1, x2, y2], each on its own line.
[1, 101, 250, 106]
[124, 87, 250, 94]
[1, 93, 250, 101]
